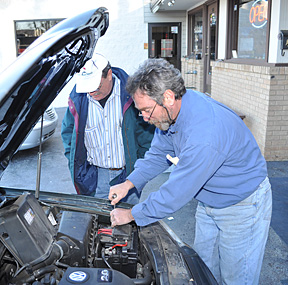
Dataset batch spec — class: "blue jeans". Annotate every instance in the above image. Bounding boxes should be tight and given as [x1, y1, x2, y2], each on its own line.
[193, 177, 272, 285]
[95, 167, 122, 199]
[95, 167, 140, 205]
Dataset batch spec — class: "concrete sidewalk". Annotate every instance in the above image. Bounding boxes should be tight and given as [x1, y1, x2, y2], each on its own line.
[0, 107, 288, 284]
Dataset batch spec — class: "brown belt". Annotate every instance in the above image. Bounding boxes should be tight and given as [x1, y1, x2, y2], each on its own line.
[109, 167, 125, 171]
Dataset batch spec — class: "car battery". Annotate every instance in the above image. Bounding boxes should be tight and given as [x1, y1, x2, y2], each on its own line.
[96, 224, 138, 278]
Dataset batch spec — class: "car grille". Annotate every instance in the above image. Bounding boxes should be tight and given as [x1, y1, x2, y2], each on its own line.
[43, 129, 55, 140]
[46, 108, 56, 120]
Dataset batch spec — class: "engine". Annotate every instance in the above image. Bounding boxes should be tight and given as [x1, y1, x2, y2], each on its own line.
[0, 194, 152, 284]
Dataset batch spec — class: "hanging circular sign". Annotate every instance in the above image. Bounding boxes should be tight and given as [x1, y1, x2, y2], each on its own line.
[249, 0, 268, 29]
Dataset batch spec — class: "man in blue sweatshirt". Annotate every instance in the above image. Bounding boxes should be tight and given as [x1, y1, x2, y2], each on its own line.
[109, 58, 272, 284]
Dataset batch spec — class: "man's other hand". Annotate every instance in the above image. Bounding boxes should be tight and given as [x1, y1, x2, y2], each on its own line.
[110, 208, 135, 227]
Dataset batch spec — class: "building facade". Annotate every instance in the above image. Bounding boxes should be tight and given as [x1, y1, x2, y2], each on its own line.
[0, 0, 287, 160]
[147, 0, 288, 161]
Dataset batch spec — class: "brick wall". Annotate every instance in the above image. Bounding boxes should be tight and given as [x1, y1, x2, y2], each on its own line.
[181, 58, 204, 92]
[211, 62, 288, 161]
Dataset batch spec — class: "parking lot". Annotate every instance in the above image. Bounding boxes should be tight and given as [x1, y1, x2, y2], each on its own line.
[1, 107, 288, 284]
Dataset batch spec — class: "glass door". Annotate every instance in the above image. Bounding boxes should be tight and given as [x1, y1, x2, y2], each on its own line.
[192, 11, 203, 59]
[148, 23, 181, 70]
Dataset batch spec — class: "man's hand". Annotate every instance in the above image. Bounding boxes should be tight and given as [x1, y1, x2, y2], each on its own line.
[110, 208, 135, 227]
[109, 180, 134, 205]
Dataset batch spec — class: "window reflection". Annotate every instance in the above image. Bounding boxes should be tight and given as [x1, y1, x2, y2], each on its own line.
[15, 19, 63, 56]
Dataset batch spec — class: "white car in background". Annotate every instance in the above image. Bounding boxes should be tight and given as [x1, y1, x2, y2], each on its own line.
[19, 106, 58, 150]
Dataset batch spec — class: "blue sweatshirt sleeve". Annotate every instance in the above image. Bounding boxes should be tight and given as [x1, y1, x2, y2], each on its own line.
[127, 128, 175, 191]
[131, 142, 226, 226]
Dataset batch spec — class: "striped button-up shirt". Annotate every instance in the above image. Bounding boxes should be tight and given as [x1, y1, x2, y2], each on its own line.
[84, 76, 125, 168]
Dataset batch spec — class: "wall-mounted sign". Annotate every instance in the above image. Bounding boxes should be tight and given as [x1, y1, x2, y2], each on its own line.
[249, 0, 268, 29]
[171, 26, 178, 34]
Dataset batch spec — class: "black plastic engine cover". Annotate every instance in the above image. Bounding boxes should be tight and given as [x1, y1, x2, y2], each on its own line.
[59, 267, 134, 285]
[56, 211, 94, 267]
[0, 193, 56, 265]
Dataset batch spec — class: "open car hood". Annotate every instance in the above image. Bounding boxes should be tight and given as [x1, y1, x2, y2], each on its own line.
[0, 7, 108, 175]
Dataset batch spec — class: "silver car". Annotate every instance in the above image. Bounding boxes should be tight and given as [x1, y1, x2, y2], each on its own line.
[19, 106, 58, 150]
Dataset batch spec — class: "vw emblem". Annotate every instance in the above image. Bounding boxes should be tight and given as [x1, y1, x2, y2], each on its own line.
[68, 271, 87, 282]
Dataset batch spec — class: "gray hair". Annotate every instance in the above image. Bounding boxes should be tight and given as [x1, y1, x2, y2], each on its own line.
[126, 58, 186, 104]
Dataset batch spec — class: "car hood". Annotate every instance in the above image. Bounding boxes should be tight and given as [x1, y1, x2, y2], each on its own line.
[0, 7, 108, 176]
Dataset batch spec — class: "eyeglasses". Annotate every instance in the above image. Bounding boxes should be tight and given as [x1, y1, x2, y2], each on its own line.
[139, 101, 157, 120]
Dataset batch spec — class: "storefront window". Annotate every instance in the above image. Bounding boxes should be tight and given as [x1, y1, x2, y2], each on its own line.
[231, 0, 269, 60]
[15, 19, 63, 56]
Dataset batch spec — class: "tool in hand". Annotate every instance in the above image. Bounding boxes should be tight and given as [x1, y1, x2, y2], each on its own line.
[112, 193, 117, 209]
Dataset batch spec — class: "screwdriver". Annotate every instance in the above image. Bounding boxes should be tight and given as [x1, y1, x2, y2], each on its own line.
[112, 193, 117, 209]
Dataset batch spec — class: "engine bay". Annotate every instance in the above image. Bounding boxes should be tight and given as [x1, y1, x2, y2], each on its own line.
[0, 193, 152, 284]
